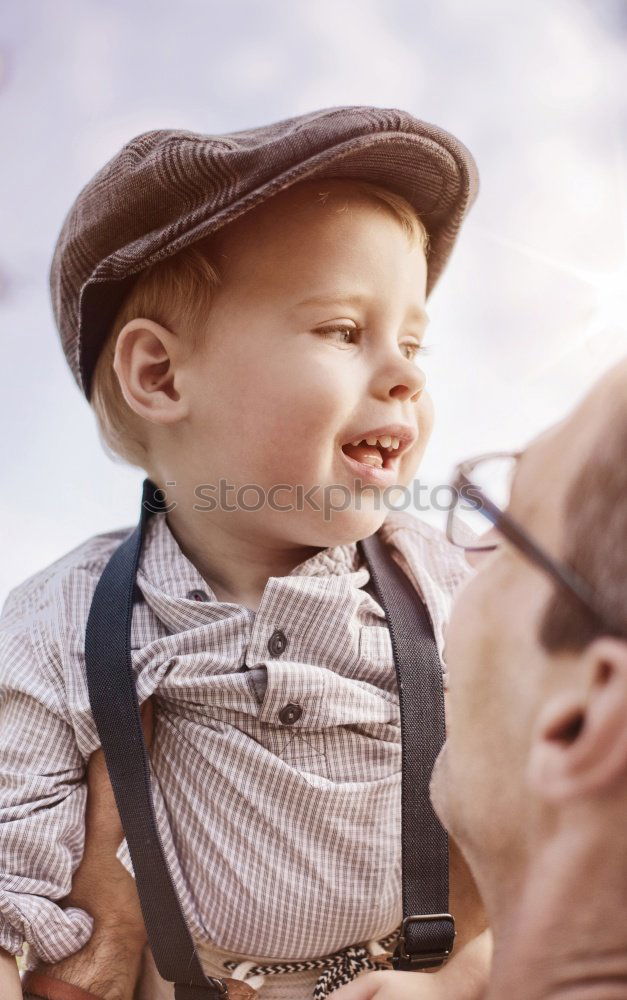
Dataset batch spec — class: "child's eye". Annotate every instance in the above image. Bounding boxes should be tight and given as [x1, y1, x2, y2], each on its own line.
[317, 324, 428, 362]
[401, 342, 430, 361]
[317, 324, 359, 346]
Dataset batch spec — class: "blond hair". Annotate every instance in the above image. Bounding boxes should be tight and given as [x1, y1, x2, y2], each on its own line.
[90, 179, 430, 471]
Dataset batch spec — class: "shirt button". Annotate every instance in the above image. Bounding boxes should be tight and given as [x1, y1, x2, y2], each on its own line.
[186, 589, 209, 602]
[279, 703, 302, 725]
[267, 629, 288, 656]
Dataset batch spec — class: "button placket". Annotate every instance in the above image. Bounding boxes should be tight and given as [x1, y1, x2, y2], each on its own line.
[278, 702, 302, 725]
[263, 629, 304, 726]
[267, 629, 288, 656]
[186, 588, 209, 602]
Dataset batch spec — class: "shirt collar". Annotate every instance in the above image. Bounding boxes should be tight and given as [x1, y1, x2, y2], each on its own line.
[136, 511, 367, 613]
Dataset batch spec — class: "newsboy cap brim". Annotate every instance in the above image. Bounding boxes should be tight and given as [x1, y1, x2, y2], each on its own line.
[49, 105, 479, 401]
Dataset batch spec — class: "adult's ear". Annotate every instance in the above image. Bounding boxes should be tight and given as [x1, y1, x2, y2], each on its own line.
[527, 638, 627, 802]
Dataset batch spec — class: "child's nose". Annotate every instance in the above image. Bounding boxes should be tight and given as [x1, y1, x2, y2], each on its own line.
[391, 365, 426, 403]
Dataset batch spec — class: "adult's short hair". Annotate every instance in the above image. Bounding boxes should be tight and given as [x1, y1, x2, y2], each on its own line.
[539, 399, 627, 651]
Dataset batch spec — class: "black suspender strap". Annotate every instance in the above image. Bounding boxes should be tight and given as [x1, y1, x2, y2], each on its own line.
[84, 479, 255, 1000]
[84, 478, 454, 999]
[358, 532, 455, 970]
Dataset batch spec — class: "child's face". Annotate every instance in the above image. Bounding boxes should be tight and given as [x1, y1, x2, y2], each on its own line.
[163, 179, 432, 546]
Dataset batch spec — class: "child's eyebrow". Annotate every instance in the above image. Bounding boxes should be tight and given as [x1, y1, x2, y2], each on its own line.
[291, 292, 429, 326]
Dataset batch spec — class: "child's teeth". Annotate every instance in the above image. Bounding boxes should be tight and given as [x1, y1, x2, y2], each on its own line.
[349, 435, 401, 451]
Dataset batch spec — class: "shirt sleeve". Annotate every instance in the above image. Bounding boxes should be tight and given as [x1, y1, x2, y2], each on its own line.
[0, 591, 94, 967]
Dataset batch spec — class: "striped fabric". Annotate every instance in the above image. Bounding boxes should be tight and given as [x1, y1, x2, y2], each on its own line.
[0, 507, 469, 972]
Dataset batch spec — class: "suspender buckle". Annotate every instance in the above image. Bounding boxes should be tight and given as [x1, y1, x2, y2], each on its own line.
[392, 913, 456, 970]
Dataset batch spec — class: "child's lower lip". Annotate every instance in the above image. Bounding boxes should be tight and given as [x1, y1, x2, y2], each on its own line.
[339, 448, 400, 486]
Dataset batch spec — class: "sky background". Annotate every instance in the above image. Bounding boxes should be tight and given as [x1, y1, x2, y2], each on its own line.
[1, 0, 626, 607]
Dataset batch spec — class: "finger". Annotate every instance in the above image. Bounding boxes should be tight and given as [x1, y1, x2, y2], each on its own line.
[328, 972, 384, 998]
[330, 970, 437, 1000]
[85, 747, 124, 844]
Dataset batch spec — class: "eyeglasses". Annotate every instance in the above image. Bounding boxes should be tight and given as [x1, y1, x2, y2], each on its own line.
[446, 450, 626, 640]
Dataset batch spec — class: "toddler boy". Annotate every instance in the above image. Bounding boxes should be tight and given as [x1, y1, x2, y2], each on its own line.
[0, 106, 485, 999]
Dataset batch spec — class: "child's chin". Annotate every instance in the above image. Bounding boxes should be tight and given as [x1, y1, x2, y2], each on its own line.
[318, 507, 390, 541]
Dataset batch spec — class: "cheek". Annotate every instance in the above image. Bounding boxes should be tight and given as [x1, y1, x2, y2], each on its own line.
[446, 575, 499, 740]
[203, 336, 298, 427]
[417, 389, 434, 438]
[398, 391, 434, 485]
[413, 390, 435, 462]
[446, 568, 533, 808]
[430, 743, 454, 829]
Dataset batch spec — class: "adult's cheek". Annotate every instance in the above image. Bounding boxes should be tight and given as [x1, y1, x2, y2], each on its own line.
[429, 741, 452, 831]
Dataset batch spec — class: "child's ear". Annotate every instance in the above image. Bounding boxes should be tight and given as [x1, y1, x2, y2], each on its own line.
[527, 638, 627, 802]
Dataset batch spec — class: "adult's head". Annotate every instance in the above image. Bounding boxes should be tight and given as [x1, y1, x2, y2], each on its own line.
[431, 357, 627, 925]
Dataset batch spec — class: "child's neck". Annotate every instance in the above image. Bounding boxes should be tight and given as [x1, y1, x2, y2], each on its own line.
[165, 507, 326, 610]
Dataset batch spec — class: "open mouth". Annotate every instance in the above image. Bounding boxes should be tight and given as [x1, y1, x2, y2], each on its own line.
[340, 433, 406, 471]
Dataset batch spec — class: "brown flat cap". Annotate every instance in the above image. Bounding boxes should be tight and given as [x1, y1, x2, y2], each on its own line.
[49, 105, 479, 401]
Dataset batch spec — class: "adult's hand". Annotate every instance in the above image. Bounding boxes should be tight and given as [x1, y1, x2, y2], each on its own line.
[30, 698, 156, 1000]
[329, 969, 441, 1000]
[330, 930, 492, 1000]
[61, 697, 155, 932]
